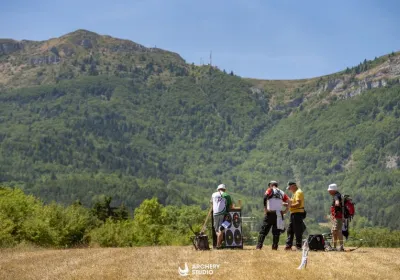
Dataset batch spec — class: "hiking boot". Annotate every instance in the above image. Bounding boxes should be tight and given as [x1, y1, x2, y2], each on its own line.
[284, 246, 292, 251]
[272, 244, 278, 250]
[339, 246, 345, 252]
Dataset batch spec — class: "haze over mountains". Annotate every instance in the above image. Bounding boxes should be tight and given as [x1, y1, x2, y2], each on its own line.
[1, 30, 399, 230]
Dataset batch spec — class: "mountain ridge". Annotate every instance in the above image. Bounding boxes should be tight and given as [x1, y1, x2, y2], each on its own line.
[1, 29, 399, 88]
[2, 30, 400, 119]
[1, 29, 399, 231]
[0, 29, 187, 89]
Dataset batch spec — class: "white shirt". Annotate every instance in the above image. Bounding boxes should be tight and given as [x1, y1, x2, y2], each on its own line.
[211, 191, 227, 215]
[266, 188, 287, 211]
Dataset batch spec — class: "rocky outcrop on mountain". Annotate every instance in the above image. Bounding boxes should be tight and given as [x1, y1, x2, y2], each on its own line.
[80, 39, 93, 49]
[311, 55, 400, 102]
[344, 78, 389, 98]
[256, 53, 400, 112]
[29, 56, 61, 65]
[323, 79, 342, 91]
[0, 40, 23, 55]
[388, 56, 400, 75]
[386, 155, 399, 169]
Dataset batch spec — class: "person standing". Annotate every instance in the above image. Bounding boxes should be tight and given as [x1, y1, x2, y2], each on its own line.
[211, 184, 232, 249]
[285, 181, 305, 250]
[328, 183, 344, 251]
[256, 181, 289, 250]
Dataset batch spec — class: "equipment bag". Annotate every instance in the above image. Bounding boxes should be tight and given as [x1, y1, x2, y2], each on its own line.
[307, 234, 325, 251]
[190, 205, 212, 250]
[343, 195, 355, 220]
[191, 233, 210, 250]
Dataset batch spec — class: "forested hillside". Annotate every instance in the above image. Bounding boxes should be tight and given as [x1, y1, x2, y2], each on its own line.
[1, 30, 399, 231]
[231, 85, 400, 229]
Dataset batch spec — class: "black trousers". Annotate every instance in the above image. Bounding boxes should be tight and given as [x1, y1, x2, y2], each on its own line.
[256, 212, 281, 249]
[286, 213, 305, 249]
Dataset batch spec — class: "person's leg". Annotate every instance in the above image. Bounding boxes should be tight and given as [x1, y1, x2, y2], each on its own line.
[332, 230, 338, 248]
[285, 214, 294, 249]
[293, 213, 304, 249]
[272, 224, 280, 250]
[256, 214, 272, 249]
[337, 219, 344, 250]
[217, 230, 224, 247]
[213, 215, 225, 248]
[331, 217, 339, 249]
[268, 212, 279, 250]
[211, 215, 217, 248]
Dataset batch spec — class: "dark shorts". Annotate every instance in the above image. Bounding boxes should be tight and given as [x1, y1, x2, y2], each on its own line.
[213, 215, 225, 233]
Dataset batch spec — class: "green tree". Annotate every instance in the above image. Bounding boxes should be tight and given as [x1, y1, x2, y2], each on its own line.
[133, 198, 165, 245]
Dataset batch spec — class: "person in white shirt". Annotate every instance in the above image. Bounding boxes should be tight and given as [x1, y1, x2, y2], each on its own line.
[211, 184, 236, 248]
[256, 181, 289, 250]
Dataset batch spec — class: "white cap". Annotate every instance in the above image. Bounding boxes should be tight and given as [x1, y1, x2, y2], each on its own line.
[217, 184, 226, 191]
[268, 180, 278, 186]
[328, 183, 338, 191]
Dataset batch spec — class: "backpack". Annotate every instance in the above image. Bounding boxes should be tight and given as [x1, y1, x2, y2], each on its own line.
[267, 188, 284, 200]
[191, 233, 210, 250]
[342, 195, 355, 220]
[307, 234, 325, 251]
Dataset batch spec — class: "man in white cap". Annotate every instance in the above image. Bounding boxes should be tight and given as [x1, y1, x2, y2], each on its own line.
[211, 184, 233, 248]
[328, 183, 344, 251]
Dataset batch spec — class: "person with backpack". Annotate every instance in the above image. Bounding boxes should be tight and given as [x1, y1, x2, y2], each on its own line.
[256, 180, 289, 250]
[328, 183, 345, 251]
[285, 181, 306, 251]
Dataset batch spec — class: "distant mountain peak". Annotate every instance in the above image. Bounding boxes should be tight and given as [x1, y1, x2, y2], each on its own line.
[0, 29, 187, 89]
[59, 29, 102, 43]
[62, 29, 100, 37]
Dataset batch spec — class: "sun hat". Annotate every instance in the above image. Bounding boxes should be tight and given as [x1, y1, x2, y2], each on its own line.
[328, 183, 338, 191]
[217, 184, 226, 191]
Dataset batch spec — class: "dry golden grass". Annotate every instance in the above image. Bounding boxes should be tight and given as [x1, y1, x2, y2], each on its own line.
[0, 246, 399, 280]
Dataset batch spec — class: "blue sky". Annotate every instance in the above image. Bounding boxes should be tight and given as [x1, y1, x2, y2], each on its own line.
[1, 0, 399, 79]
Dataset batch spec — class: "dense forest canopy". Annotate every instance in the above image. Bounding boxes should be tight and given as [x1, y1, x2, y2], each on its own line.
[1, 30, 399, 236]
